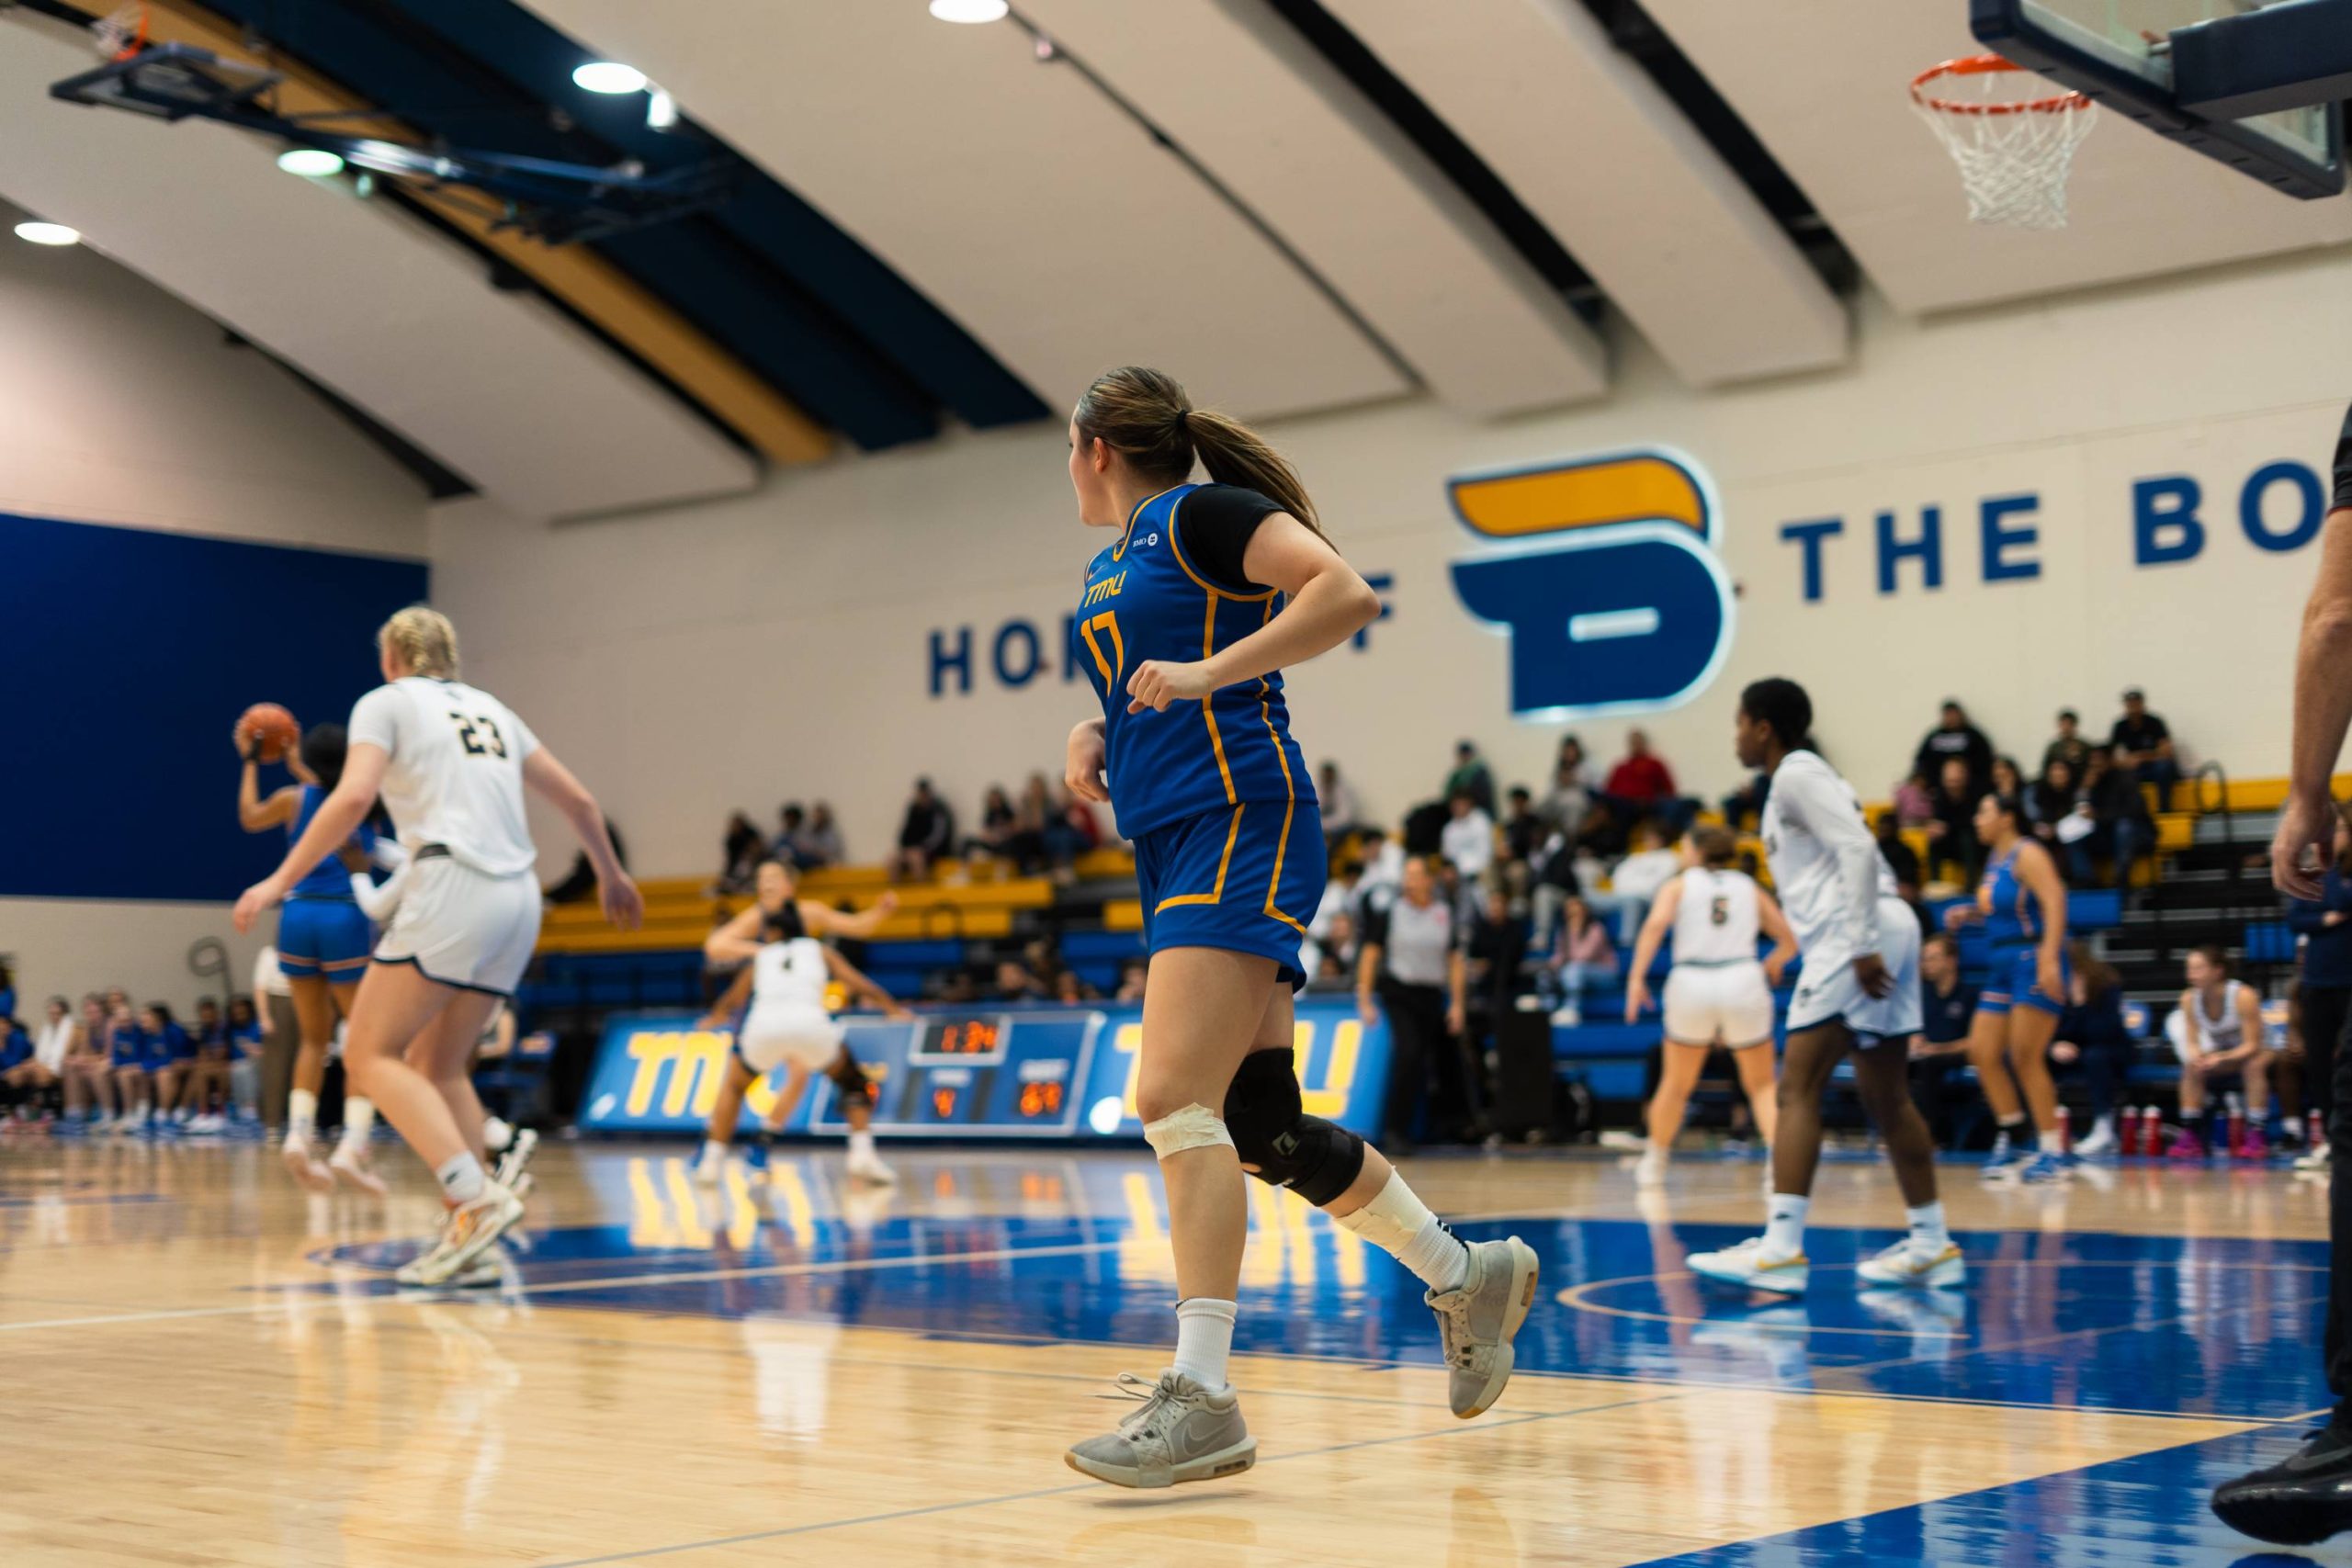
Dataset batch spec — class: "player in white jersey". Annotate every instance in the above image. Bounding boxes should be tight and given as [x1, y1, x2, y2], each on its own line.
[1687, 679, 1960, 1296]
[1624, 826, 1797, 1187]
[2167, 944, 2273, 1157]
[693, 896, 910, 1186]
[236, 607, 640, 1287]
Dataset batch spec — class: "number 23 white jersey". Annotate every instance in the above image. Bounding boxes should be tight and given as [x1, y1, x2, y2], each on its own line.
[347, 676, 540, 878]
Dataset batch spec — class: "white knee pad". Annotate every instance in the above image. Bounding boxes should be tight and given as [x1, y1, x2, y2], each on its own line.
[1143, 1102, 1233, 1160]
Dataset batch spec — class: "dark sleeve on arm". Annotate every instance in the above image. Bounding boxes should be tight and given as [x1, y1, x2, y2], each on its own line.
[1176, 486, 1283, 595]
[2335, 400, 2352, 509]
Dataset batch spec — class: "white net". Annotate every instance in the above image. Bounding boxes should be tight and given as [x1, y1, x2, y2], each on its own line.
[1915, 72, 2098, 231]
[90, 4, 149, 61]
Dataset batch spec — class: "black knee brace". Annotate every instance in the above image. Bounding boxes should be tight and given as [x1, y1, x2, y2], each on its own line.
[826, 1053, 877, 1106]
[1224, 1048, 1364, 1206]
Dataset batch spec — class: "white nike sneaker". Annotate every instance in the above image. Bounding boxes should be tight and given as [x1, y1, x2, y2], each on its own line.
[1634, 1149, 1668, 1189]
[691, 1144, 726, 1188]
[1065, 1371, 1256, 1489]
[399, 1181, 525, 1287]
[845, 1146, 897, 1185]
[329, 1140, 387, 1195]
[1687, 1236, 1810, 1295]
[281, 1135, 334, 1192]
[2073, 1119, 2118, 1158]
[1855, 1238, 1966, 1290]
[1428, 1235, 1541, 1418]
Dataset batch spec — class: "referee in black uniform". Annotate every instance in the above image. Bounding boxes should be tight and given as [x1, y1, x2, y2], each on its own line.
[2216, 402, 2352, 1543]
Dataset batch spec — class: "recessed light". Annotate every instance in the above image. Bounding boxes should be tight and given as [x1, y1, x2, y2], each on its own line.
[572, 61, 647, 94]
[930, 0, 1009, 21]
[13, 221, 80, 246]
[277, 148, 345, 178]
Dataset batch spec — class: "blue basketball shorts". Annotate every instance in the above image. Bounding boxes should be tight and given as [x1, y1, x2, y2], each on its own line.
[277, 897, 373, 980]
[1979, 943, 2071, 1017]
[1135, 801, 1327, 987]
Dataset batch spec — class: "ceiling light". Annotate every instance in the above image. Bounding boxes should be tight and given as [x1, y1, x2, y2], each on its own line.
[277, 148, 345, 178]
[13, 221, 80, 246]
[930, 0, 1009, 21]
[572, 61, 647, 95]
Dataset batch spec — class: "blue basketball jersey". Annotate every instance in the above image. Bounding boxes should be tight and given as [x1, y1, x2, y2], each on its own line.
[1981, 845, 2042, 947]
[1071, 484, 1317, 840]
[287, 784, 372, 900]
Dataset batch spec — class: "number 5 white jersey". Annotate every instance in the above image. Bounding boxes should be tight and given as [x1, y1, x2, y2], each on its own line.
[346, 676, 541, 878]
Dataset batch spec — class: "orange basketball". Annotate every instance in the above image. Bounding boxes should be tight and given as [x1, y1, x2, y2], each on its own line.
[237, 702, 300, 764]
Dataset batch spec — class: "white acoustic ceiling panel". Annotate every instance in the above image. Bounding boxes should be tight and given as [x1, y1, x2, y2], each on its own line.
[522, 0, 1408, 423]
[1326, 0, 1849, 388]
[1019, 0, 1606, 417]
[0, 14, 758, 521]
[1642, 0, 2352, 314]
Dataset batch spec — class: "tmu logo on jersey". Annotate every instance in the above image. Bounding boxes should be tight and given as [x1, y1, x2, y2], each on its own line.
[1448, 448, 1735, 721]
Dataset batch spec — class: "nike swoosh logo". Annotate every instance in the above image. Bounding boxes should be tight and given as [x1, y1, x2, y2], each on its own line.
[2282, 1444, 2352, 1473]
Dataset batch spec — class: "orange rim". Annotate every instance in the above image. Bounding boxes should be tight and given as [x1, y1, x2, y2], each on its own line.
[1911, 53, 2091, 117]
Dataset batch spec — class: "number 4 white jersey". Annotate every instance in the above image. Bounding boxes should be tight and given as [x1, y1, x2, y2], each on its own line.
[1758, 749, 1897, 972]
[346, 676, 540, 878]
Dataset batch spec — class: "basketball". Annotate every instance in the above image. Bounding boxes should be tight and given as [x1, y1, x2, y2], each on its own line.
[236, 702, 299, 763]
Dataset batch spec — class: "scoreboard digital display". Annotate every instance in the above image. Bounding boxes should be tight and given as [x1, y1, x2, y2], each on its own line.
[814, 1011, 1090, 1135]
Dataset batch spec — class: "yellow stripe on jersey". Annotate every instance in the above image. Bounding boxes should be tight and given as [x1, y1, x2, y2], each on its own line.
[1202, 591, 1235, 804]
[1113, 484, 1184, 563]
[1256, 624, 1307, 936]
[1155, 806, 1244, 911]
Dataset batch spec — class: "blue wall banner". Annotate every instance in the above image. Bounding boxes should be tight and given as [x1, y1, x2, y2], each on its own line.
[578, 999, 1392, 1141]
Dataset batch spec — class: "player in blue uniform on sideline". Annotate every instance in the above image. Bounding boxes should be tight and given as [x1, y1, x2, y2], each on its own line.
[239, 721, 388, 1191]
[1947, 792, 2072, 1184]
[1056, 367, 1537, 1490]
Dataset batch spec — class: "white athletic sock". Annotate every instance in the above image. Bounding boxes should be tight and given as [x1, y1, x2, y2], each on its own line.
[2038, 1130, 2064, 1155]
[341, 1096, 376, 1145]
[1763, 1193, 1809, 1258]
[436, 1152, 488, 1205]
[1331, 1171, 1470, 1292]
[698, 1138, 726, 1166]
[1171, 1297, 1238, 1391]
[848, 1129, 876, 1161]
[288, 1089, 317, 1140]
[1997, 1112, 2026, 1132]
[1906, 1201, 1949, 1252]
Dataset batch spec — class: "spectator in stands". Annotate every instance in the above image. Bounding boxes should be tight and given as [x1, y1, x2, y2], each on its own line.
[1114, 958, 1148, 1004]
[1359, 856, 1476, 1146]
[1874, 811, 1923, 904]
[1545, 894, 1621, 1027]
[1720, 769, 1770, 832]
[892, 778, 955, 881]
[2169, 945, 2273, 1156]
[1011, 774, 1063, 876]
[1440, 790, 1495, 884]
[62, 994, 113, 1125]
[721, 811, 764, 893]
[2028, 757, 2079, 845]
[2042, 709, 2092, 783]
[1304, 908, 1358, 991]
[1914, 699, 1995, 798]
[2109, 687, 2180, 809]
[181, 998, 234, 1131]
[1893, 772, 1935, 828]
[1443, 740, 1497, 816]
[2076, 747, 2151, 888]
[1499, 786, 1546, 869]
[1052, 969, 1099, 1005]
[548, 818, 627, 905]
[797, 803, 845, 869]
[993, 958, 1047, 1003]
[1923, 757, 1982, 886]
[2288, 802, 2352, 1175]
[1317, 761, 1372, 852]
[1452, 886, 1529, 1110]
[3, 995, 74, 1109]
[1990, 756, 2026, 805]
[2050, 949, 2130, 1156]
[1602, 729, 1690, 836]
[1526, 823, 1582, 956]
[771, 804, 808, 865]
[1909, 933, 1978, 1145]
[225, 994, 263, 1122]
[965, 785, 1022, 865]
[1540, 738, 1598, 842]
[1592, 825, 1682, 944]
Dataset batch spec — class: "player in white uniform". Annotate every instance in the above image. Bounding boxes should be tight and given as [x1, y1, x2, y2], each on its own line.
[2167, 944, 2273, 1156]
[235, 607, 640, 1286]
[694, 897, 909, 1186]
[1688, 679, 1961, 1295]
[1624, 825, 1798, 1187]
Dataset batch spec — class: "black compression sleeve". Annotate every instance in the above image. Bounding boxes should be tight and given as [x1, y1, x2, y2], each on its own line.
[1176, 486, 1283, 594]
[2335, 400, 2352, 510]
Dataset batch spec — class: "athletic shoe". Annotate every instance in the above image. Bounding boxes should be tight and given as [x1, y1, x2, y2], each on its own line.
[1856, 1238, 1966, 1289]
[1687, 1237, 1810, 1296]
[2018, 1152, 2070, 1185]
[2296, 1144, 2332, 1175]
[397, 1181, 525, 1287]
[1427, 1235, 1541, 1418]
[1980, 1134, 2024, 1180]
[329, 1140, 388, 1196]
[845, 1146, 898, 1186]
[690, 1145, 725, 1188]
[1634, 1149, 1668, 1189]
[1064, 1371, 1256, 1489]
[492, 1127, 537, 1190]
[2238, 1128, 2272, 1163]
[2170, 1129, 2208, 1161]
[2211, 1427, 2352, 1545]
[2073, 1119, 2118, 1158]
[281, 1136, 334, 1192]
[449, 1257, 507, 1290]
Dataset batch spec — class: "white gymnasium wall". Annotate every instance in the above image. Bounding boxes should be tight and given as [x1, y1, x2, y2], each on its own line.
[0, 222, 429, 1011]
[433, 246, 2352, 883]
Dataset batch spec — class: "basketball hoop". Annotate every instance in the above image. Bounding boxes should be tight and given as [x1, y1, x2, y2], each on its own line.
[1912, 55, 2098, 231]
[90, 3, 151, 62]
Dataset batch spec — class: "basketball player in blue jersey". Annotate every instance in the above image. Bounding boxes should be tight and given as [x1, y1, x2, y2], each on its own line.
[1057, 367, 1538, 1489]
[1945, 792, 2072, 1184]
[238, 722, 388, 1192]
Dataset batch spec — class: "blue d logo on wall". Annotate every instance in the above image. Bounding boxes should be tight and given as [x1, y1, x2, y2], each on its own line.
[1448, 448, 1735, 721]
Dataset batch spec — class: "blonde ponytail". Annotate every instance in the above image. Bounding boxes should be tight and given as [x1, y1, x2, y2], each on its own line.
[1073, 367, 1328, 540]
[379, 604, 459, 679]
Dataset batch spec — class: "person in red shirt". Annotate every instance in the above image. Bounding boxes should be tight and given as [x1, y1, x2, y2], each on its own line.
[1600, 730, 1694, 836]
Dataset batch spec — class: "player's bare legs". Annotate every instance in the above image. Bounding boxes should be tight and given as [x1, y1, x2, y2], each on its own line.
[281, 975, 341, 1189]
[1638, 1042, 1712, 1184]
[1964, 1005, 2029, 1172]
[1137, 947, 1267, 1305]
[2007, 1005, 2064, 1173]
[1735, 1043, 1781, 1148]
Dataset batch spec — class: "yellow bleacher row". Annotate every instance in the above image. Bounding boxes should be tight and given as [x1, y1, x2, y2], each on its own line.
[537, 777, 2338, 955]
